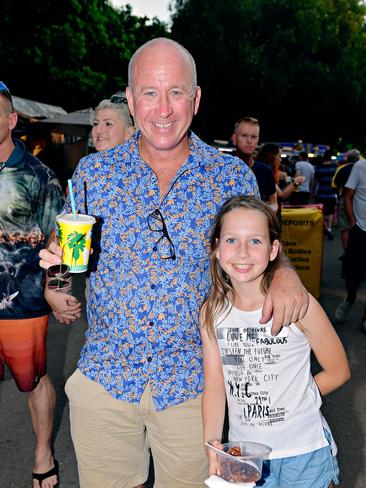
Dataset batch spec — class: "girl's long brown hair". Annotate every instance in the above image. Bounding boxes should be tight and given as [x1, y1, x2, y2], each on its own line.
[201, 196, 283, 337]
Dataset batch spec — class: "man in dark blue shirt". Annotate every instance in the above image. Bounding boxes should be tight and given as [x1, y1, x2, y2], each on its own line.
[232, 116, 278, 211]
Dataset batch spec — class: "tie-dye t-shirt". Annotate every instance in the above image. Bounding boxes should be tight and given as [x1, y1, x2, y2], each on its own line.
[0, 139, 64, 319]
[65, 131, 259, 410]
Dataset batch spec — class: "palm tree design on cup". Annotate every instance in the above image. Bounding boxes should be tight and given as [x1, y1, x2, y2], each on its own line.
[66, 230, 87, 263]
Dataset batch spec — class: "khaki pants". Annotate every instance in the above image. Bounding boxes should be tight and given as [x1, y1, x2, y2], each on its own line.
[65, 369, 208, 488]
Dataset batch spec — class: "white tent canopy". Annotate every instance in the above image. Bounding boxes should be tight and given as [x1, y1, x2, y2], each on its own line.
[39, 108, 94, 136]
[13, 95, 67, 119]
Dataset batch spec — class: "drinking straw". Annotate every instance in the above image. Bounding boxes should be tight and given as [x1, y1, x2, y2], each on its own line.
[83, 180, 88, 214]
[67, 179, 77, 218]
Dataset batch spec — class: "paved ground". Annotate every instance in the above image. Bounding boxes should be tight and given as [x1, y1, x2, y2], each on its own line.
[0, 228, 365, 487]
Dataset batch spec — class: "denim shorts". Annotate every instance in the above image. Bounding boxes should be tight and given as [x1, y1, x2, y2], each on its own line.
[256, 430, 340, 488]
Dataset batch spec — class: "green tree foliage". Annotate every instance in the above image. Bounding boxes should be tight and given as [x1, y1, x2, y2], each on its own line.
[1, 0, 167, 110]
[171, 0, 366, 146]
[2, 0, 366, 147]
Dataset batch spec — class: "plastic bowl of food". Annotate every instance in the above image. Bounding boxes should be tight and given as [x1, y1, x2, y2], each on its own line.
[206, 441, 272, 484]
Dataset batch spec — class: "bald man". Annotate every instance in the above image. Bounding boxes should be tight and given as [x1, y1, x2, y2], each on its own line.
[40, 38, 308, 488]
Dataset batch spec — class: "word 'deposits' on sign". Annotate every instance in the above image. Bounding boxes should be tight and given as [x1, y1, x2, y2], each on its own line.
[281, 206, 324, 299]
[281, 219, 314, 227]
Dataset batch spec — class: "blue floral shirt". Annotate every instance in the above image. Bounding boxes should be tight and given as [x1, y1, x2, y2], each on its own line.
[66, 131, 258, 410]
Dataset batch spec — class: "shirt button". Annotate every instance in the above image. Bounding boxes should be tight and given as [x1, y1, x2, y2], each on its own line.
[152, 246, 157, 251]
[149, 321, 154, 327]
[151, 284, 155, 289]
[147, 357, 152, 362]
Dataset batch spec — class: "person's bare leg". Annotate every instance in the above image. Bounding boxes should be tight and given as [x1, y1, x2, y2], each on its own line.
[328, 213, 334, 231]
[28, 375, 57, 488]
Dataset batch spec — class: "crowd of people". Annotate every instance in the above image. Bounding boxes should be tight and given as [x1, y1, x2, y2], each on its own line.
[239, 139, 365, 334]
[236, 138, 361, 242]
[0, 35, 364, 488]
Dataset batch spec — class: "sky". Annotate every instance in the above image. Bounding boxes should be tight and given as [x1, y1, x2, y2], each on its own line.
[111, 0, 171, 23]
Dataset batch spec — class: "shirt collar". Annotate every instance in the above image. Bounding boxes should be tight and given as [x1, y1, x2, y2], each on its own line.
[5, 139, 28, 169]
[129, 129, 203, 172]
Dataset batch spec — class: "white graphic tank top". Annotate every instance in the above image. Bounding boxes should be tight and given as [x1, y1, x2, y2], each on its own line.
[216, 306, 331, 459]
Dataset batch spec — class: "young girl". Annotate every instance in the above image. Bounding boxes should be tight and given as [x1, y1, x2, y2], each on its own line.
[200, 195, 350, 487]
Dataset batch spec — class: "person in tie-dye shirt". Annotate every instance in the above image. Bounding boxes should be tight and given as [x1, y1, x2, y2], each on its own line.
[0, 81, 65, 488]
[40, 39, 309, 488]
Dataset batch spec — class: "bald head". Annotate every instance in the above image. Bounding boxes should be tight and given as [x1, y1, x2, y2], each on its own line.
[128, 38, 197, 93]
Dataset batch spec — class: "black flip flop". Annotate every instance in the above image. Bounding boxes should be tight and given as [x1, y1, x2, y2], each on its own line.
[32, 459, 59, 487]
